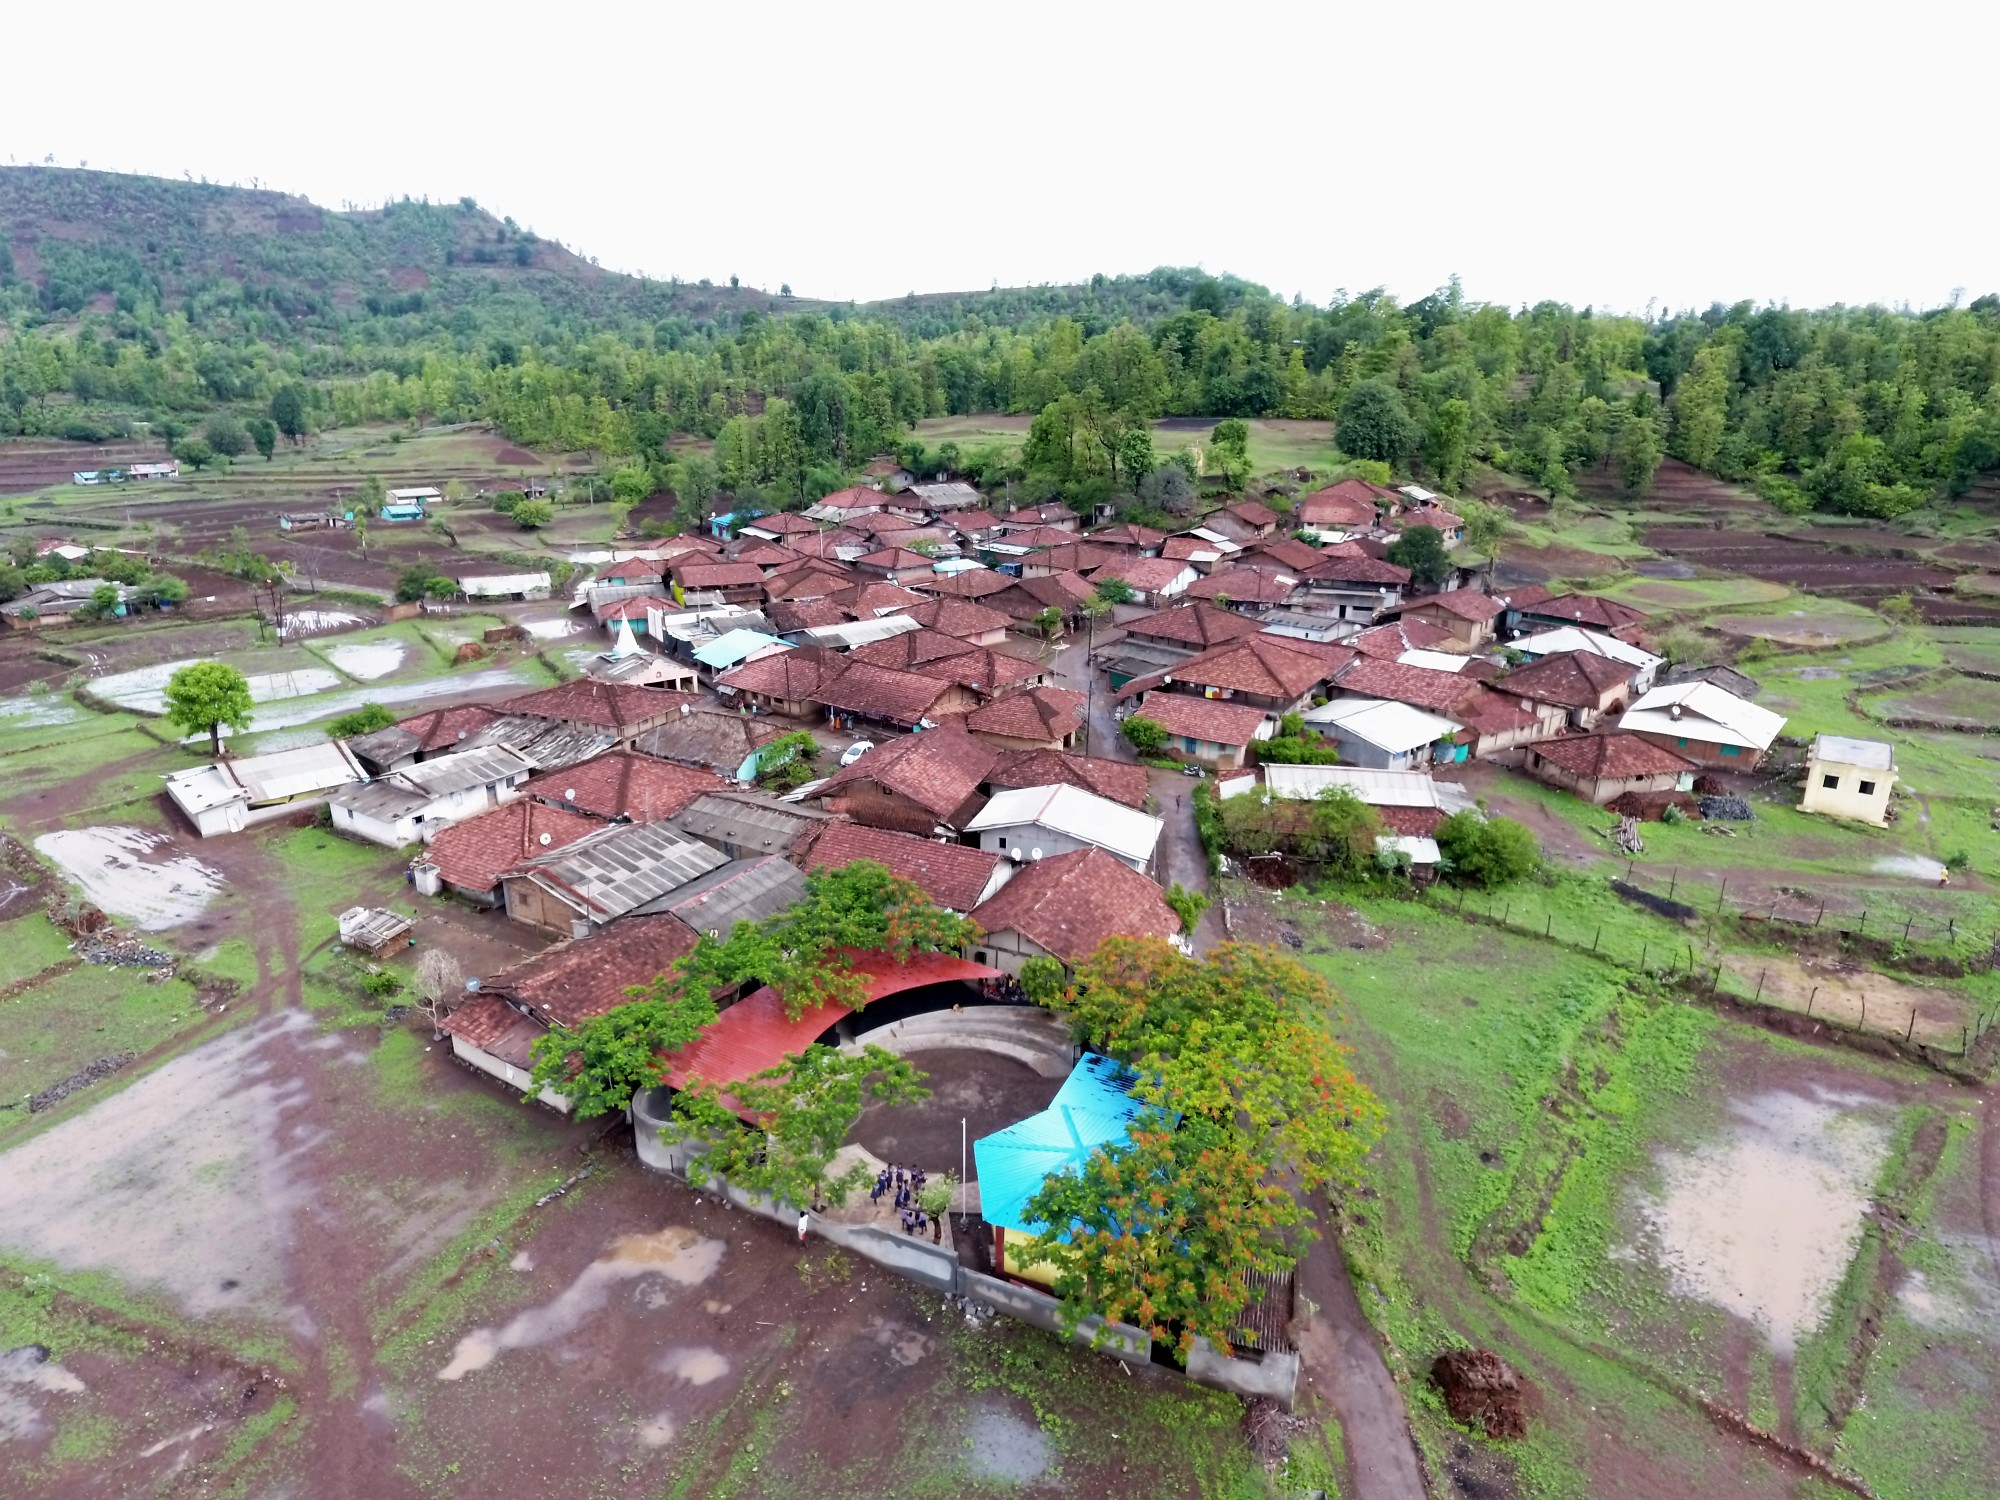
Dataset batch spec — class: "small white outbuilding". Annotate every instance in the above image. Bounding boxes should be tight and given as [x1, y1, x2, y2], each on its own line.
[1800, 734, 1897, 826]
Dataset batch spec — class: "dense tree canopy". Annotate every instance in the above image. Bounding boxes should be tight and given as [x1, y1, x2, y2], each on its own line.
[161, 661, 252, 753]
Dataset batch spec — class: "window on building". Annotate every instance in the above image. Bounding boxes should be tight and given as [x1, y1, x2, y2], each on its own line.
[1858, 780, 1876, 795]
[1822, 774, 1840, 789]
[1721, 745, 1741, 756]
[1676, 737, 1688, 748]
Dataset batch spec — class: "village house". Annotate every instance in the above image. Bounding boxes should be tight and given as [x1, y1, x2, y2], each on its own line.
[525, 751, 727, 824]
[960, 686, 1086, 752]
[458, 570, 552, 602]
[1513, 626, 1663, 693]
[501, 678, 694, 748]
[804, 823, 1011, 914]
[967, 846, 1180, 977]
[669, 560, 768, 604]
[646, 856, 810, 940]
[345, 704, 517, 775]
[1140, 633, 1353, 724]
[985, 748, 1149, 809]
[716, 646, 843, 717]
[1512, 591, 1649, 638]
[1293, 552, 1410, 627]
[906, 644, 1046, 703]
[1183, 562, 1299, 614]
[1800, 734, 1897, 826]
[1131, 691, 1271, 769]
[327, 745, 538, 848]
[853, 547, 938, 586]
[1382, 589, 1503, 649]
[983, 572, 1098, 633]
[806, 726, 997, 836]
[966, 783, 1164, 875]
[499, 820, 730, 935]
[846, 626, 982, 676]
[691, 628, 792, 680]
[1019, 540, 1125, 577]
[669, 790, 844, 861]
[897, 595, 1012, 646]
[1295, 478, 1394, 532]
[737, 512, 821, 542]
[1262, 763, 1479, 871]
[1327, 657, 1549, 763]
[164, 741, 368, 837]
[1159, 531, 1243, 572]
[904, 480, 988, 516]
[1345, 618, 1459, 660]
[807, 486, 889, 522]
[1087, 555, 1198, 605]
[813, 660, 976, 732]
[1299, 697, 1460, 771]
[412, 798, 602, 904]
[1491, 650, 1639, 731]
[1617, 680, 1787, 770]
[914, 569, 1014, 603]
[1087, 522, 1166, 553]
[827, 579, 929, 619]
[632, 705, 782, 780]
[1524, 733, 1697, 806]
[442, 914, 703, 1109]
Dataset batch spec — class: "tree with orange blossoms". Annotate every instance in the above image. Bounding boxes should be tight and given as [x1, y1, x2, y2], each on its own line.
[1024, 937, 1384, 1356]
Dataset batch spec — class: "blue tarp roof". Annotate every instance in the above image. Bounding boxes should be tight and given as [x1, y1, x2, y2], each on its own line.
[973, 1054, 1151, 1236]
[693, 630, 786, 670]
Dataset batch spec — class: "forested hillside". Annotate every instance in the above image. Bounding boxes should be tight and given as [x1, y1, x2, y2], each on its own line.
[1, 166, 1996, 522]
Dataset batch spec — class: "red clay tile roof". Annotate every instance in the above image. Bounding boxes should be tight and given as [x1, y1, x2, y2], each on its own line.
[424, 799, 602, 894]
[1133, 690, 1270, 747]
[846, 511, 919, 537]
[813, 661, 961, 727]
[593, 593, 670, 622]
[849, 628, 983, 673]
[1376, 806, 1449, 837]
[764, 565, 851, 603]
[1161, 535, 1228, 561]
[1019, 572, 1097, 608]
[911, 646, 1041, 698]
[1123, 603, 1262, 649]
[1249, 537, 1324, 571]
[1532, 732, 1695, 779]
[503, 679, 693, 731]
[718, 648, 842, 702]
[1225, 499, 1279, 528]
[828, 580, 929, 618]
[1332, 658, 1484, 715]
[671, 561, 767, 589]
[766, 598, 848, 632]
[530, 751, 728, 822]
[1169, 635, 1351, 699]
[1523, 592, 1650, 630]
[392, 703, 511, 752]
[964, 686, 1084, 744]
[655, 534, 722, 557]
[986, 749, 1149, 808]
[485, 912, 702, 1029]
[810, 725, 998, 819]
[1398, 590, 1503, 623]
[996, 525, 1080, 549]
[1089, 556, 1194, 593]
[1388, 506, 1464, 531]
[1013, 503, 1077, 524]
[1450, 686, 1543, 735]
[747, 512, 821, 536]
[1089, 522, 1166, 548]
[969, 847, 1179, 964]
[1296, 479, 1391, 526]
[1348, 620, 1456, 658]
[1300, 552, 1411, 587]
[857, 546, 935, 571]
[951, 510, 1001, 533]
[1185, 564, 1297, 606]
[805, 824, 1003, 911]
[899, 596, 1010, 639]
[915, 570, 1014, 600]
[1492, 650, 1637, 708]
[598, 557, 672, 584]
[1028, 542, 1124, 573]
[788, 530, 865, 560]
[438, 994, 544, 1066]
[1501, 583, 1556, 610]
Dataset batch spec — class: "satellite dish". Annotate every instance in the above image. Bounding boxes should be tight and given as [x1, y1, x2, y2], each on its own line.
[1008, 847, 1023, 865]
[564, 788, 576, 800]
[680, 702, 692, 715]
[538, 832, 552, 846]
[1030, 848, 1044, 861]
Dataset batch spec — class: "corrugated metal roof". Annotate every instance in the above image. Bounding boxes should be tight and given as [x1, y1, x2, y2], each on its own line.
[1302, 697, 1459, 755]
[634, 855, 808, 931]
[1812, 734, 1895, 770]
[693, 630, 789, 669]
[973, 1055, 1152, 1236]
[796, 615, 921, 649]
[669, 791, 840, 856]
[505, 820, 729, 919]
[1264, 764, 1477, 813]
[964, 784, 1163, 864]
[1619, 681, 1786, 752]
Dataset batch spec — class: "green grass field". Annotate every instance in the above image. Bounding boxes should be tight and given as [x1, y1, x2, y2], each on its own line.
[1600, 574, 1794, 612]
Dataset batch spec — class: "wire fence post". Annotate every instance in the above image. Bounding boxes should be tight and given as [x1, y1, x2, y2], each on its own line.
[1806, 986, 1817, 1016]
[1641, 942, 1648, 971]
[1753, 969, 1766, 1004]
[1859, 910, 1867, 936]
[1668, 867, 1678, 899]
[1716, 877, 1727, 912]
[1905, 1009, 1916, 1043]
[1860, 997, 1867, 1031]
[1593, 925, 1601, 952]
[1903, 915, 1915, 942]
[1545, 914, 1552, 938]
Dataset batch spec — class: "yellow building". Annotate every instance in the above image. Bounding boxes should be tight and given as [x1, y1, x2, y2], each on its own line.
[1800, 734, 1896, 826]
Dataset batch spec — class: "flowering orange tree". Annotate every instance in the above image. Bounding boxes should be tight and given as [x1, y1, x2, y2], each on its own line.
[1024, 937, 1383, 1358]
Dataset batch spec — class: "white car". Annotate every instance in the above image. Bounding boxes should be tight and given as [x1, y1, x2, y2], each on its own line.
[839, 740, 875, 767]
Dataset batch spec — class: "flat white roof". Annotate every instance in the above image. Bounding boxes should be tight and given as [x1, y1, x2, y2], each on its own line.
[164, 763, 246, 814]
[799, 614, 921, 649]
[459, 572, 551, 594]
[1264, 764, 1477, 813]
[165, 741, 365, 811]
[965, 783, 1163, 864]
[387, 487, 442, 501]
[1378, 833, 1441, 864]
[1811, 734, 1895, 770]
[1398, 649, 1474, 673]
[1301, 697, 1459, 755]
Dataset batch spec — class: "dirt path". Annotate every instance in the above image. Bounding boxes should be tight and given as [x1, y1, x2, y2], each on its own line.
[1294, 1196, 1427, 1500]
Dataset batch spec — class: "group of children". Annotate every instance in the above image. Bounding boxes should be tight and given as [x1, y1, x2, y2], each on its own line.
[870, 1163, 939, 1239]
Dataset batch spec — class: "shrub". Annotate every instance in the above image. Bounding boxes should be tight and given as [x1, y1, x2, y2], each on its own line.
[1435, 812, 1539, 888]
[1164, 883, 1210, 933]
[328, 704, 397, 738]
[491, 490, 524, 515]
[395, 566, 452, 603]
[1121, 714, 1168, 756]
[512, 500, 554, 529]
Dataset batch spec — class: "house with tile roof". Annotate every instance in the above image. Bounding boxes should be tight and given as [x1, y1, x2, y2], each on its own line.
[1146, 634, 1354, 722]
[807, 485, 889, 520]
[1513, 591, 1649, 636]
[1346, 619, 1458, 660]
[1019, 540, 1126, 577]
[1130, 691, 1272, 769]
[826, 579, 929, 619]
[907, 644, 1046, 701]
[913, 569, 1014, 601]
[985, 748, 1149, 809]
[814, 660, 976, 731]
[1108, 605, 1261, 685]
[1296, 478, 1394, 530]
[854, 547, 939, 585]
[804, 823, 1010, 913]
[500, 678, 694, 746]
[806, 725, 997, 835]
[1086, 555, 1199, 604]
[1513, 626, 1663, 692]
[1088, 522, 1165, 553]
[668, 559, 768, 602]
[345, 704, 514, 775]
[499, 819, 731, 934]
[1617, 680, 1786, 771]
[1293, 551, 1410, 627]
[525, 750, 728, 824]
[1184, 562, 1299, 612]
[633, 707, 782, 780]
[1524, 733, 1697, 805]
[982, 572, 1099, 630]
[738, 511, 821, 541]
[716, 646, 843, 718]
[1249, 536, 1326, 572]
[1380, 588, 1504, 648]
[897, 595, 1012, 646]
[961, 686, 1086, 752]
[1491, 650, 1639, 731]
[413, 798, 602, 905]
[847, 626, 983, 676]
[967, 847, 1180, 975]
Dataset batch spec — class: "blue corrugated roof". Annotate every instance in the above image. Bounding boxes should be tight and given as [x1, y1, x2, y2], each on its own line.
[693, 630, 786, 669]
[973, 1054, 1151, 1236]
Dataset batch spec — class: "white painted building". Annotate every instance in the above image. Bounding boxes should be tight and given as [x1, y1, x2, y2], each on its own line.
[964, 784, 1164, 874]
[164, 742, 368, 837]
[326, 745, 536, 848]
[1800, 735, 1897, 827]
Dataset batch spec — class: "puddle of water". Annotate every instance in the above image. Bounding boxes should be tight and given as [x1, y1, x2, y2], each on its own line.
[280, 610, 366, 638]
[0, 1345, 87, 1443]
[1795, 666, 1843, 681]
[1873, 854, 1946, 881]
[0, 1014, 315, 1318]
[222, 666, 535, 736]
[522, 619, 581, 640]
[34, 826, 227, 930]
[963, 1403, 1053, 1485]
[655, 1346, 730, 1386]
[436, 1227, 725, 1381]
[325, 641, 407, 681]
[92, 661, 341, 714]
[634, 1413, 678, 1449]
[0, 695, 82, 729]
[1897, 1235, 2000, 1335]
[1636, 1088, 1890, 1352]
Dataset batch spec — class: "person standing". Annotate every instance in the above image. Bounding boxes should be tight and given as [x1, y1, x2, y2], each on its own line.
[796, 1210, 809, 1243]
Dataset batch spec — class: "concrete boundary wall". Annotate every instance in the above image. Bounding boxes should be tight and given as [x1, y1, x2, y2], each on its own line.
[627, 1087, 1296, 1408]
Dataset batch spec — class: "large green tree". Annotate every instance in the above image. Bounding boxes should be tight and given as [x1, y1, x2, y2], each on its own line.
[1338, 380, 1417, 466]
[162, 662, 253, 753]
[1384, 523, 1451, 587]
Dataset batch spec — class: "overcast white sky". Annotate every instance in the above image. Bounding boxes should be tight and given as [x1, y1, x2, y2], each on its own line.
[8, 1, 1995, 314]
